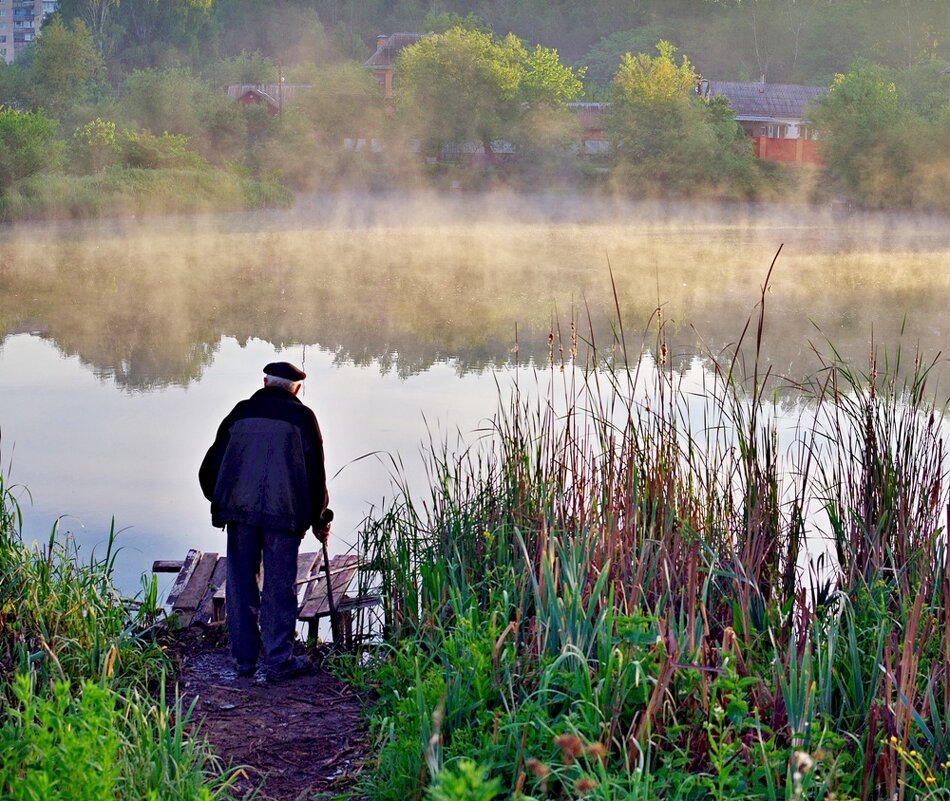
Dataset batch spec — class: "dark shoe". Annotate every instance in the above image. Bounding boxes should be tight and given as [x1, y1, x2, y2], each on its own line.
[265, 655, 313, 682]
[236, 662, 257, 678]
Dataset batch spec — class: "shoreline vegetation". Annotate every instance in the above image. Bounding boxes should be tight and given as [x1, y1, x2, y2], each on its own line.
[0, 480, 241, 799]
[3, 285, 950, 799]
[347, 291, 950, 801]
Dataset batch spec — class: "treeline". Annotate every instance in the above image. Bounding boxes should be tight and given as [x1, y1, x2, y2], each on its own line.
[43, 0, 950, 88]
[0, 1, 948, 217]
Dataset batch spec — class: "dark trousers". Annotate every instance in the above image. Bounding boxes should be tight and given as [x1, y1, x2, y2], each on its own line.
[225, 523, 301, 668]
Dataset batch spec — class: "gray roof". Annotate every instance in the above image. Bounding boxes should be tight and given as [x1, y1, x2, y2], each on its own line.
[364, 33, 427, 69]
[226, 84, 313, 107]
[706, 81, 825, 121]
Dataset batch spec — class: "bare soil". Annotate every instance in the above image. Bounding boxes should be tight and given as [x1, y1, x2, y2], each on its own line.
[166, 627, 370, 801]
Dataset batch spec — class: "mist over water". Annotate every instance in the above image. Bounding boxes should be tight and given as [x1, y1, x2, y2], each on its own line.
[1, 192, 949, 591]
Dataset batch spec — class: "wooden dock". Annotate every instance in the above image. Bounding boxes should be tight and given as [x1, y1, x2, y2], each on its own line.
[153, 549, 372, 647]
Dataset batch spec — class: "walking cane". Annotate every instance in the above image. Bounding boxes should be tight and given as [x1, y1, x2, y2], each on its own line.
[317, 509, 343, 646]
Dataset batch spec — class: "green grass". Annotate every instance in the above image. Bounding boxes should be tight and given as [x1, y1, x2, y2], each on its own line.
[0, 166, 292, 222]
[0, 474, 242, 800]
[349, 280, 950, 801]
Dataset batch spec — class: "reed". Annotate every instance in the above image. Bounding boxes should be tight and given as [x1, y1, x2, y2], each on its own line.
[354, 272, 950, 801]
[0, 470, 241, 799]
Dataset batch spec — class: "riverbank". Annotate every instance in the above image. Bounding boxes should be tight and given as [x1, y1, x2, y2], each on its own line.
[0, 167, 292, 223]
[348, 308, 950, 801]
[0, 473, 371, 800]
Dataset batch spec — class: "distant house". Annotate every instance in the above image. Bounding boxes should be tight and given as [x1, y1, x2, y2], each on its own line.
[226, 83, 312, 116]
[567, 102, 609, 155]
[701, 80, 826, 166]
[363, 33, 427, 98]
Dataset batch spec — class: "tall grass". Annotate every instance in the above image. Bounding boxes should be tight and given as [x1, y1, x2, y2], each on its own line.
[355, 269, 950, 801]
[0, 470, 241, 800]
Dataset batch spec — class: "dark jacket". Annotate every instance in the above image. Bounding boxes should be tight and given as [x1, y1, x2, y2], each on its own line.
[199, 386, 328, 534]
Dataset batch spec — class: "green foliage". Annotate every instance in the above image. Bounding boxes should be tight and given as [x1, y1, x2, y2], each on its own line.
[581, 26, 678, 89]
[607, 41, 759, 196]
[0, 472, 238, 799]
[119, 67, 247, 165]
[422, 11, 490, 35]
[612, 40, 697, 106]
[68, 117, 118, 173]
[201, 50, 278, 89]
[0, 674, 239, 801]
[0, 677, 121, 799]
[352, 305, 950, 801]
[0, 107, 60, 189]
[0, 62, 30, 109]
[0, 166, 290, 222]
[119, 128, 206, 170]
[29, 15, 104, 125]
[396, 27, 583, 159]
[814, 60, 950, 210]
[207, 0, 334, 69]
[428, 760, 501, 801]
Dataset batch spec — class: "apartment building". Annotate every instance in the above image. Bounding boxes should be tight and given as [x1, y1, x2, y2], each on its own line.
[0, 0, 57, 64]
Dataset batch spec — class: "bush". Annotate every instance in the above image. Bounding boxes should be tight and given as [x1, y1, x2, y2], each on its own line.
[0, 107, 61, 189]
[119, 129, 206, 170]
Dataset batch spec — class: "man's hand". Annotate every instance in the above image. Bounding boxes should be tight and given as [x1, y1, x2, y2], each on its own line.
[314, 508, 334, 544]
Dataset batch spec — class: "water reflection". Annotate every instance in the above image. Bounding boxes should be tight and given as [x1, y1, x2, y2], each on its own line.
[3, 194, 949, 390]
[1, 194, 949, 591]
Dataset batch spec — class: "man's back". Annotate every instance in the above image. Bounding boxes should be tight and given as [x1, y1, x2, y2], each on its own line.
[199, 385, 327, 534]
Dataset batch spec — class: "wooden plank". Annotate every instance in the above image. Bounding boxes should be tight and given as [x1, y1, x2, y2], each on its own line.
[192, 556, 227, 626]
[299, 549, 325, 604]
[295, 552, 319, 602]
[212, 575, 227, 623]
[298, 554, 360, 620]
[152, 559, 184, 573]
[337, 594, 381, 613]
[165, 550, 200, 606]
[174, 551, 219, 613]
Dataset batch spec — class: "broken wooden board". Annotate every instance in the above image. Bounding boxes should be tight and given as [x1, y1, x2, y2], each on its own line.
[156, 550, 365, 639]
[174, 551, 219, 620]
[298, 554, 360, 620]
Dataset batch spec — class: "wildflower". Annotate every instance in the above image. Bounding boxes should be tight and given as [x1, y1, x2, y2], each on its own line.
[926, 776, 937, 784]
[574, 777, 598, 793]
[585, 742, 608, 762]
[526, 758, 549, 779]
[555, 734, 584, 765]
[890, 735, 898, 744]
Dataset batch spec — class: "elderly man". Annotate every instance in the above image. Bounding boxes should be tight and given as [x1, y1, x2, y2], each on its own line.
[199, 361, 329, 681]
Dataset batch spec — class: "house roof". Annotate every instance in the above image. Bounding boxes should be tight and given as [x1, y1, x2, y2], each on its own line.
[706, 81, 825, 122]
[226, 84, 313, 108]
[364, 33, 427, 69]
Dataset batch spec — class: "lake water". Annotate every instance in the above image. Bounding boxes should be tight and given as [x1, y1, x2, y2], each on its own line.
[2, 192, 949, 593]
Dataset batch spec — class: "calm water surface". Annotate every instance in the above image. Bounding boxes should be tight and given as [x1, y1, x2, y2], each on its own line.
[2, 193, 949, 592]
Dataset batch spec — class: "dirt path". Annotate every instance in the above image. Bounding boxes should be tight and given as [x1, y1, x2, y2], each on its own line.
[168, 628, 369, 801]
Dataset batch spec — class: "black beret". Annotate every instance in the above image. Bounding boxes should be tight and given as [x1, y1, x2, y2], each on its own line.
[263, 361, 307, 381]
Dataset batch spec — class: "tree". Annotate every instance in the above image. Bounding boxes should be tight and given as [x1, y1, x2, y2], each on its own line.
[606, 41, 758, 195]
[811, 62, 903, 202]
[29, 16, 104, 123]
[396, 27, 583, 157]
[582, 25, 676, 90]
[119, 67, 246, 165]
[0, 107, 60, 189]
